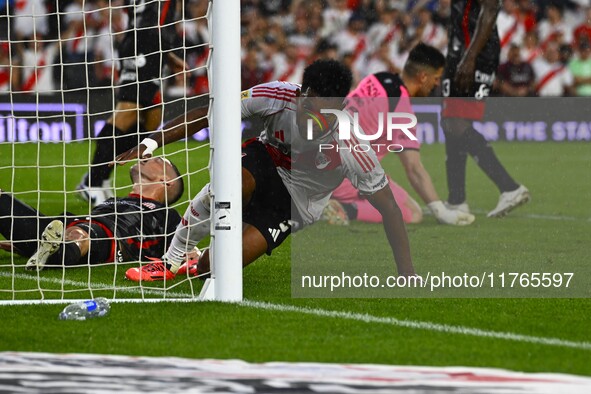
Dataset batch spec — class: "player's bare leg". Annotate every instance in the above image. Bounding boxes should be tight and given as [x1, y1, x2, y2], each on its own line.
[64, 226, 91, 257]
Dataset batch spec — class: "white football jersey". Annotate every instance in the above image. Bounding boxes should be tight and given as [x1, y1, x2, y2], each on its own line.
[241, 81, 387, 225]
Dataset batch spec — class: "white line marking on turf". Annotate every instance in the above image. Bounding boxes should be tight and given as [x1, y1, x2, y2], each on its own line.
[424, 209, 591, 222]
[241, 300, 591, 351]
[0, 272, 193, 299]
[471, 208, 591, 222]
[4, 272, 590, 351]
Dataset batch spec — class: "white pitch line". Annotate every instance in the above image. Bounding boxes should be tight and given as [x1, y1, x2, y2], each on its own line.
[423, 209, 590, 223]
[3, 272, 590, 352]
[0, 272, 194, 299]
[470, 209, 588, 222]
[241, 300, 591, 351]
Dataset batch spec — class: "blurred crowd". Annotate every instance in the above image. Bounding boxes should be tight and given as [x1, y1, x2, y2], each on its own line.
[0, 0, 209, 94]
[1, 0, 591, 97]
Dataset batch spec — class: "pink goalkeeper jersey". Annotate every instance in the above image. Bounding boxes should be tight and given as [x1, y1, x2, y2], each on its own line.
[345, 72, 420, 161]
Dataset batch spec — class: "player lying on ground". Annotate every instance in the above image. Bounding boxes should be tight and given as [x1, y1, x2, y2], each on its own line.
[442, 0, 530, 217]
[76, 0, 186, 206]
[324, 43, 475, 226]
[0, 158, 192, 271]
[116, 60, 418, 281]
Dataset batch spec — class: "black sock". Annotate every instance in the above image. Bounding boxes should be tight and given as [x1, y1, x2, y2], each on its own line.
[47, 243, 82, 267]
[444, 132, 469, 205]
[464, 128, 520, 193]
[341, 202, 358, 220]
[87, 124, 137, 187]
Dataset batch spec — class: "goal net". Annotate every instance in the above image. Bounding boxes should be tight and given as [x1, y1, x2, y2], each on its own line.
[0, 0, 242, 304]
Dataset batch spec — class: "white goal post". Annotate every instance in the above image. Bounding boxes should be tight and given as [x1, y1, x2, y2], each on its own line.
[0, 0, 242, 304]
[201, 0, 242, 302]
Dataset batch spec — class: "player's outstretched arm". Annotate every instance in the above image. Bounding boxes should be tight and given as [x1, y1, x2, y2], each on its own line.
[366, 185, 416, 276]
[115, 106, 210, 163]
[398, 150, 475, 225]
[398, 150, 439, 205]
[456, 0, 500, 93]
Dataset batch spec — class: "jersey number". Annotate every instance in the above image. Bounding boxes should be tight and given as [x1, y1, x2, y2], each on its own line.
[442, 79, 450, 97]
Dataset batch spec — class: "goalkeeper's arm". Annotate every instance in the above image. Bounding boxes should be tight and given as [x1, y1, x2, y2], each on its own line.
[116, 105, 209, 162]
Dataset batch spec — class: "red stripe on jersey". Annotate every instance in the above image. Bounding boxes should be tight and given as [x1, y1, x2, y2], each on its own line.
[21, 58, 46, 92]
[252, 86, 298, 94]
[241, 137, 259, 148]
[252, 88, 297, 98]
[251, 91, 295, 100]
[152, 90, 162, 105]
[67, 219, 116, 263]
[344, 138, 372, 173]
[243, 137, 292, 169]
[265, 144, 292, 169]
[0, 69, 10, 88]
[462, 0, 473, 47]
[535, 66, 565, 93]
[278, 64, 297, 81]
[160, 0, 172, 26]
[500, 17, 519, 48]
[345, 139, 370, 173]
[251, 90, 296, 99]
[126, 237, 160, 250]
[350, 133, 375, 170]
[251, 93, 294, 103]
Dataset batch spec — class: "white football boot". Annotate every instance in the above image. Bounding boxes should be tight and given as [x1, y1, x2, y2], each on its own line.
[445, 201, 471, 215]
[488, 185, 531, 218]
[26, 220, 64, 271]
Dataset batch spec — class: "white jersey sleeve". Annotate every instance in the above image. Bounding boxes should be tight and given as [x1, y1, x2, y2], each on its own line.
[241, 81, 300, 119]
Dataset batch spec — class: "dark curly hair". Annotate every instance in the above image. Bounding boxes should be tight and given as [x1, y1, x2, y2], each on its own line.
[301, 60, 353, 97]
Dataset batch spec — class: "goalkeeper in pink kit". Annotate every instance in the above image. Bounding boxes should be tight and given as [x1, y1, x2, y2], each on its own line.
[327, 43, 475, 226]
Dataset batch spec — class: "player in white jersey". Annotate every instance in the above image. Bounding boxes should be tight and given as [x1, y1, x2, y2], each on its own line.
[116, 60, 417, 281]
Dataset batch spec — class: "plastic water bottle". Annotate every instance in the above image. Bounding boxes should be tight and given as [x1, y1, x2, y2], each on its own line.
[59, 297, 110, 320]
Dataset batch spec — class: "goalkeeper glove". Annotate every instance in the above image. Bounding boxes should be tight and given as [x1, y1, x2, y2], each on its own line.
[428, 200, 475, 226]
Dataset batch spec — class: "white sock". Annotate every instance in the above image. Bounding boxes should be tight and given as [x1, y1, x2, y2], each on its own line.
[164, 184, 211, 273]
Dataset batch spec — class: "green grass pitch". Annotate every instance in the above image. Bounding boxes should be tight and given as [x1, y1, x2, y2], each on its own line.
[0, 140, 590, 376]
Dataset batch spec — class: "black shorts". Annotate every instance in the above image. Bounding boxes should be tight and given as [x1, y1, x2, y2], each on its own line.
[241, 139, 298, 255]
[442, 46, 499, 99]
[68, 219, 115, 264]
[442, 49, 499, 120]
[116, 37, 163, 107]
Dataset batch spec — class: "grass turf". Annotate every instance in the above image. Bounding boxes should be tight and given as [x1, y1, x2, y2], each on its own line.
[0, 140, 590, 376]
